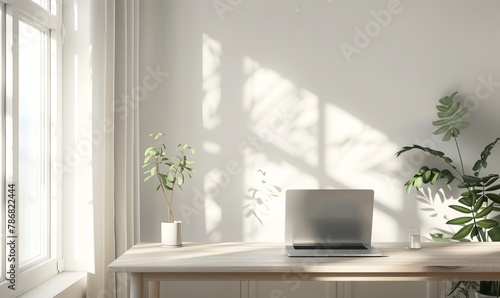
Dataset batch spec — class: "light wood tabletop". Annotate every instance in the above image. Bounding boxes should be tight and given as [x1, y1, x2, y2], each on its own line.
[108, 242, 500, 297]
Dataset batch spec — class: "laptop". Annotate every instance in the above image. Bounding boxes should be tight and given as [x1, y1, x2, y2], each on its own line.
[284, 189, 383, 257]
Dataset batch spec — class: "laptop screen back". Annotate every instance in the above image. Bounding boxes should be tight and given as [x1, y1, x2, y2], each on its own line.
[285, 189, 374, 246]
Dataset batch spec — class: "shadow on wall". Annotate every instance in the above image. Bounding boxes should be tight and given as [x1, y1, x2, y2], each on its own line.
[139, 0, 500, 244]
[197, 33, 417, 243]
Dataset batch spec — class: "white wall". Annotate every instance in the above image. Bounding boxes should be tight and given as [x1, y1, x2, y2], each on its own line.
[138, 0, 500, 245]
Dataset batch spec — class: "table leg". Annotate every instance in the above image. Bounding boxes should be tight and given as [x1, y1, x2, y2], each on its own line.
[149, 281, 160, 298]
[130, 273, 144, 298]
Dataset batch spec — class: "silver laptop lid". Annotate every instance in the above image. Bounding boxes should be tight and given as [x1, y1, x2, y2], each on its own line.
[285, 189, 375, 246]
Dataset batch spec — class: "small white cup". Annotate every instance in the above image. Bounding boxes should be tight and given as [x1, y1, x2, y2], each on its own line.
[409, 227, 421, 249]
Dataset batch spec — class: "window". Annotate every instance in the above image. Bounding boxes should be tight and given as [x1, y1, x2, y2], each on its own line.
[0, 0, 62, 296]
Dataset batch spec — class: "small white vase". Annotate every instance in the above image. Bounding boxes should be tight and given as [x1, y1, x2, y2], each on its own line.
[161, 221, 182, 247]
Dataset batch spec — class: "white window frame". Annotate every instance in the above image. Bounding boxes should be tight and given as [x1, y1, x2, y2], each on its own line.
[0, 0, 62, 296]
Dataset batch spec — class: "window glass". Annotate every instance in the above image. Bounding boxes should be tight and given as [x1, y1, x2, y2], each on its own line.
[18, 20, 49, 265]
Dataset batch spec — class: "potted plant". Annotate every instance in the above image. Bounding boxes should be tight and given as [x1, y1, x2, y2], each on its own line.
[396, 91, 500, 297]
[143, 133, 195, 246]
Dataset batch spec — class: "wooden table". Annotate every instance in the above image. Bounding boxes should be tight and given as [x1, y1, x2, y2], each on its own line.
[108, 242, 500, 298]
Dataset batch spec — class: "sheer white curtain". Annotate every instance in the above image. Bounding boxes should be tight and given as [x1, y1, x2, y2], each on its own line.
[87, 0, 139, 297]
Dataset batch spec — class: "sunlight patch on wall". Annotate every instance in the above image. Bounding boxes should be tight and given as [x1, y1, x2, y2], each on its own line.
[202, 34, 222, 130]
[324, 102, 403, 240]
[324, 103, 400, 196]
[240, 56, 408, 242]
[204, 168, 224, 242]
[201, 43, 410, 242]
[243, 56, 318, 167]
[242, 56, 321, 241]
[202, 34, 224, 240]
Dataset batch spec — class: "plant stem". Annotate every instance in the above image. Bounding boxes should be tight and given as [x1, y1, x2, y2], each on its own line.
[167, 160, 182, 223]
[155, 157, 172, 222]
[453, 136, 466, 177]
[468, 185, 485, 242]
[452, 134, 484, 242]
[168, 189, 174, 222]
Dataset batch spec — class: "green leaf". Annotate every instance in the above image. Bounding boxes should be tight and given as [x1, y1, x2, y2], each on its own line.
[473, 160, 484, 172]
[488, 227, 500, 241]
[446, 217, 473, 225]
[176, 175, 184, 185]
[459, 196, 473, 207]
[449, 205, 472, 214]
[477, 219, 499, 229]
[440, 170, 456, 184]
[486, 194, 500, 204]
[435, 106, 449, 113]
[430, 169, 440, 184]
[144, 146, 155, 156]
[483, 175, 499, 186]
[473, 196, 485, 212]
[144, 174, 154, 182]
[442, 129, 452, 142]
[144, 154, 153, 164]
[448, 101, 460, 115]
[448, 91, 458, 100]
[418, 166, 430, 173]
[454, 121, 470, 130]
[471, 226, 479, 239]
[432, 119, 450, 126]
[461, 189, 478, 197]
[463, 175, 481, 185]
[438, 94, 452, 106]
[405, 182, 413, 194]
[474, 138, 500, 172]
[451, 107, 468, 122]
[437, 111, 451, 118]
[452, 224, 474, 240]
[476, 205, 494, 218]
[414, 176, 423, 188]
[486, 184, 500, 191]
[433, 125, 450, 135]
[422, 170, 432, 183]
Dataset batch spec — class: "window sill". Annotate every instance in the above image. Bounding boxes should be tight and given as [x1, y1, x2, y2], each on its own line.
[18, 271, 86, 298]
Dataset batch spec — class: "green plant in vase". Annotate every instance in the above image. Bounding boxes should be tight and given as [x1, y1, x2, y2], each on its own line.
[143, 133, 195, 223]
[396, 91, 500, 297]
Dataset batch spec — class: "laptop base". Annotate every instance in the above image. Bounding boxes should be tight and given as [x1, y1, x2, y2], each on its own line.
[285, 244, 384, 257]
